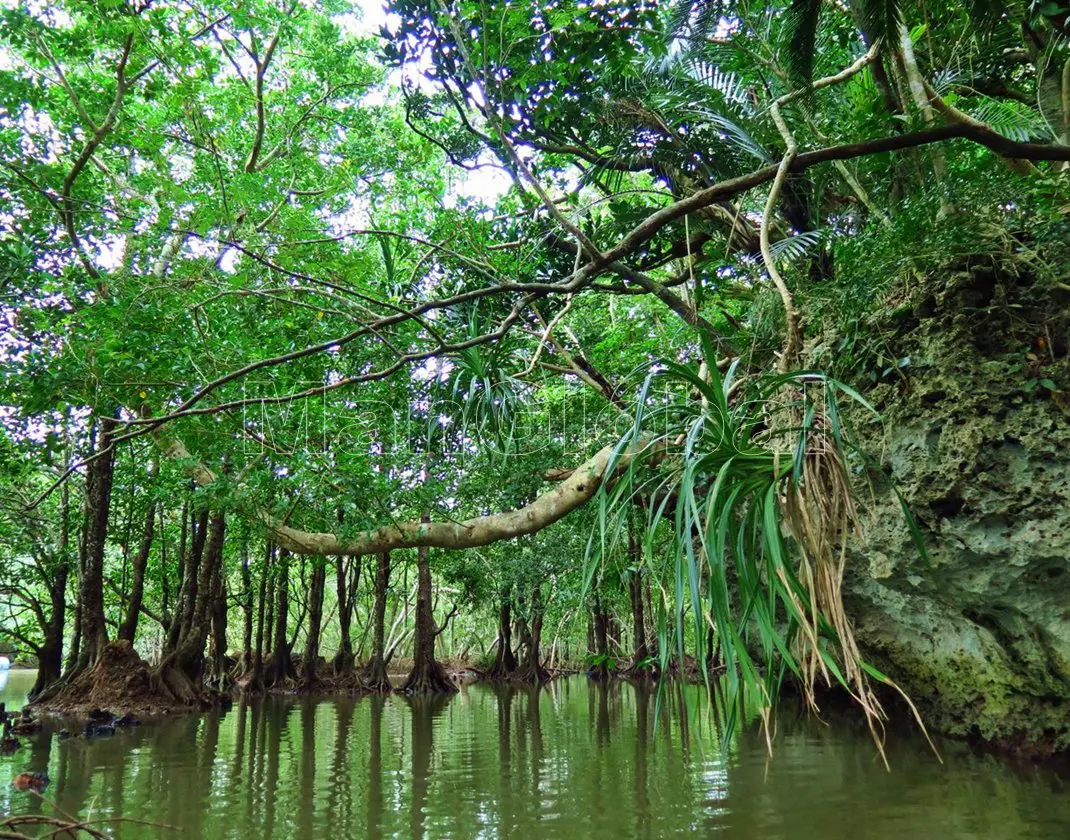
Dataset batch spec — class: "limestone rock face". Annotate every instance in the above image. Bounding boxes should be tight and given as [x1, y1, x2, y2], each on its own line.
[838, 259, 1070, 754]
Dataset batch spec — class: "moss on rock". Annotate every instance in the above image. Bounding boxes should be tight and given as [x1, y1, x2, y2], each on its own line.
[833, 256, 1070, 756]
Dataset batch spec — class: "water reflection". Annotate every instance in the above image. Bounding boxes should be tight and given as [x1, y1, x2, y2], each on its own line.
[1, 670, 1070, 839]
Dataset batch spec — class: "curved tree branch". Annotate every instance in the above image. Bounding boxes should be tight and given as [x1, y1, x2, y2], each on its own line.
[160, 433, 651, 557]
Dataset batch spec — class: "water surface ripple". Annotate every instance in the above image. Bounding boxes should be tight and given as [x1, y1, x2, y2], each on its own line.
[1, 670, 1068, 838]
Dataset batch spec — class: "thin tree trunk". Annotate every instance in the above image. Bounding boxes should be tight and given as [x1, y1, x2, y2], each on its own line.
[118, 465, 158, 642]
[168, 506, 208, 654]
[333, 556, 358, 673]
[264, 562, 275, 662]
[208, 538, 228, 689]
[364, 551, 392, 691]
[590, 594, 611, 681]
[269, 548, 293, 684]
[30, 481, 71, 699]
[300, 560, 326, 687]
[513, 586, 549, 684]
[240, 540, 253, 671]
[628, 522, 651, 674]
[249, 542, 272, 692]
[78, 416, 117, 668]
[629, 572, 650, 672]
[173, 512, 226, 679]
[486, 593, 517, 680]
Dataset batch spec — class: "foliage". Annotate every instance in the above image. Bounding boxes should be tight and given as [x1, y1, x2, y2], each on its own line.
[0, 0, 1067, 748]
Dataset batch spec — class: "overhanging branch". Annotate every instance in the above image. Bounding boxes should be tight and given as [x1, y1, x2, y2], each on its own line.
[160, 434, 650, 556]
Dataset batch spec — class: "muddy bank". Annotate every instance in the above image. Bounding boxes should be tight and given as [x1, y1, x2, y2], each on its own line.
[31, 641, 212, 717]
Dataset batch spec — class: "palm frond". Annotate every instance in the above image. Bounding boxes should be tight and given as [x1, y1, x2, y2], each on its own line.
[971, 96, 1051, 141]
[667, 0, 726, 40]
[859, 0, 906, 47]
[770, 229, 826, 262]
[783, 0, 823, 84]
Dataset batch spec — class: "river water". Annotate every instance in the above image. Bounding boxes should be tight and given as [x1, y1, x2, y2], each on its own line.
[1, 668, 1069, 838]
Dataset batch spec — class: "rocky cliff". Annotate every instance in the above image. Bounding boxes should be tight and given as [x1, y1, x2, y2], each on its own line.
[837, 255, 1070, 755]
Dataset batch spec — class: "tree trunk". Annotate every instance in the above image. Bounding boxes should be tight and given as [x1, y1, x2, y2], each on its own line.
[30, 480, 72, 698]
[248, 543, 272, 693]
[208, 537, 229, 691]
[240, 540, 253, 672]
[77, 416, 117, 667]
[486, 593, 517, 680]
[629, 570, 651, 674]
[364, 551, 392, 692]
[168, 506, 208, 654]
[263, 562, 275, 662]
[269, 548, 293, 684]
[400, 534, 457, 694]
[118, 480, 157, 643]
[512, 586, 549, 684]
[628, 521, 651, 674]
[300, 560, 326, 688]
[333, 556, 358, 673]
[172, 512, 226, 680]
[590, 594, 611, 681]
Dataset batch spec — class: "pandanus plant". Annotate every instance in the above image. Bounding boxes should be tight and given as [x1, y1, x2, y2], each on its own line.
[590, 343, 931, 762]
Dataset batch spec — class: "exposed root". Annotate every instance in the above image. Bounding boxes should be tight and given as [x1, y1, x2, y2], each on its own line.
[509, 661, 550, 684]
[33, 641, 210, 715]
[362, 658, 393, 693]
[778, 407, 933, 765]
[399, 658, 458, 694]
[483, 660, 516, 681]
[294, 665, 370, 696]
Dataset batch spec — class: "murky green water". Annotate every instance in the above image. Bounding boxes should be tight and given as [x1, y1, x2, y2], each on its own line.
[2, 668, 1069, 838]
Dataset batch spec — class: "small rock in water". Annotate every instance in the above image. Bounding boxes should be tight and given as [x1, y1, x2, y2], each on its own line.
[13, 772, 49, 792]
[11, 709, 41, 736]
[87, 708, 114, 723]
[84, 721, 116, 738]
[114, 713, 141, 727]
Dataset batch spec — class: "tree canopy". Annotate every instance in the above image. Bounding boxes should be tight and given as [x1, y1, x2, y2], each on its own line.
[1, 0, 1068, 744]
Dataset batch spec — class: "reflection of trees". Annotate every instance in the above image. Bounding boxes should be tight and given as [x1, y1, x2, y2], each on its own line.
[325, 698, 356, 834]
[405, 693, 452, 840]
[18, 731, 52, 819]
[298, 702, 317, 838]
[492, 683, 516, 840]
[368, 694, 387, 840]
[15, 677, 1070, 839]
[633, 683, 652, 840]
[263, 700, 286, 840]
[521, 686, 543, 814]
[595, 680, 611, 746]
